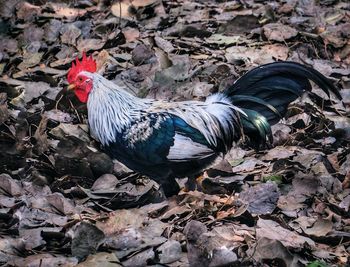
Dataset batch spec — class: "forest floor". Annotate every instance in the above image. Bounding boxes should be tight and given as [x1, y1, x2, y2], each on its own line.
[0, 0, 350, 266]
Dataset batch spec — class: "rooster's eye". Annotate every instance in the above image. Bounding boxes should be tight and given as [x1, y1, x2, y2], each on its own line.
[78, 77, 83, 82]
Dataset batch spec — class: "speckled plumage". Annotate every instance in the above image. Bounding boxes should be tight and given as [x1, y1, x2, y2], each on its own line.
[83, 71, 243, 191]
[85, 72, 242, 150]
[77, 61, 341, 196]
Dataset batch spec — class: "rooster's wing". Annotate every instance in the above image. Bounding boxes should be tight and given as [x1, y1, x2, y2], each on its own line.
[104, 112, 217, 177]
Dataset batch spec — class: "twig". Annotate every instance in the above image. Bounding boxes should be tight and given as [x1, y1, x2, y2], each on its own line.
[55, 94, 64, 110]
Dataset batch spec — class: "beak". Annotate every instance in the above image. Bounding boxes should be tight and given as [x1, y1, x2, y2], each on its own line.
[67, 84, 76, 90]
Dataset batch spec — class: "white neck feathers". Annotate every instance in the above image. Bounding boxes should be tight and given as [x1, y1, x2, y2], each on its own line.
[84, 72, 147, 145]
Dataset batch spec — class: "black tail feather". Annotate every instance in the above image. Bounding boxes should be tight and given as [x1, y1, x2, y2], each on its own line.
[239, 108, 273, 149]
[227, 61, 342, 147]
[226, 61, 341, 101]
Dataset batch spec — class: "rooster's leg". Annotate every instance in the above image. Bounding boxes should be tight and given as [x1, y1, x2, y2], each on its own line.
[184, 174, 204, 192]
[158, 176, 180, 197]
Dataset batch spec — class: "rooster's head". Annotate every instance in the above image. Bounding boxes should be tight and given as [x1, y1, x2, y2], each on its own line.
[67, 52, 97, 103]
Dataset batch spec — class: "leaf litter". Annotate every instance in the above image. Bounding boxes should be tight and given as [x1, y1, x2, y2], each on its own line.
[0, 0, 349, 266]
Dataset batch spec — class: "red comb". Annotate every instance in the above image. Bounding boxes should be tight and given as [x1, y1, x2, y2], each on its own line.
[67, 52, 97, 83]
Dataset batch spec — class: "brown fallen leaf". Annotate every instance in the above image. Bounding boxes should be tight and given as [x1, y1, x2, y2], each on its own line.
[8, 254, 78, 267]
[47, 192, 76, 215]
[44, 19, 62, 43]
[240, 182, 280, 215]
[184, 220, 238, 267]
[263, 23, 298, 42]
[71, 222, 105, 261]
[231, 158, 267, 173]
[33, 116, 49, 156]
[60, 24, 81, 46]
[42, 3, 87, 20]
[123, 27, 140, 43]
[278, 194, 307, 213]
[248, 237, 302, 267]
[156, 240, 182, 264]
[111, 1, 134, 19]
[122, 248, 155, 267]
[0, 173, 23, 197]
[77, 38, 106, 52]
[256, 218, 315, 249]
[96, 209, 146, 235]
[339, 194, 350, 212]
[216, 207, 236, 220]
[132, 44, 155, 65]
[320, 23, 350, 48]
[261, 146, 297, 161]
[92, 174, 119, 191]
[16, 2, 40, 22]
[10, 81, 52, 107]
[225, 44, 289, 65]
[342, 171, 350, 189]
[50, 123, 90, 142]
[77, 252, 122, 267]
[0, 93, 9, 125]
[44, 109, 73, 123]
[154, 36, 175, 53]
[291, 216, 333, 237]
[219, 15, 259, 35]
[0, 38, 18, 54]
[18, 52, 44, 70]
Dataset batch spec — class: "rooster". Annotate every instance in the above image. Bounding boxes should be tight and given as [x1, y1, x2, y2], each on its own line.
[67, 53, 341, 196]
